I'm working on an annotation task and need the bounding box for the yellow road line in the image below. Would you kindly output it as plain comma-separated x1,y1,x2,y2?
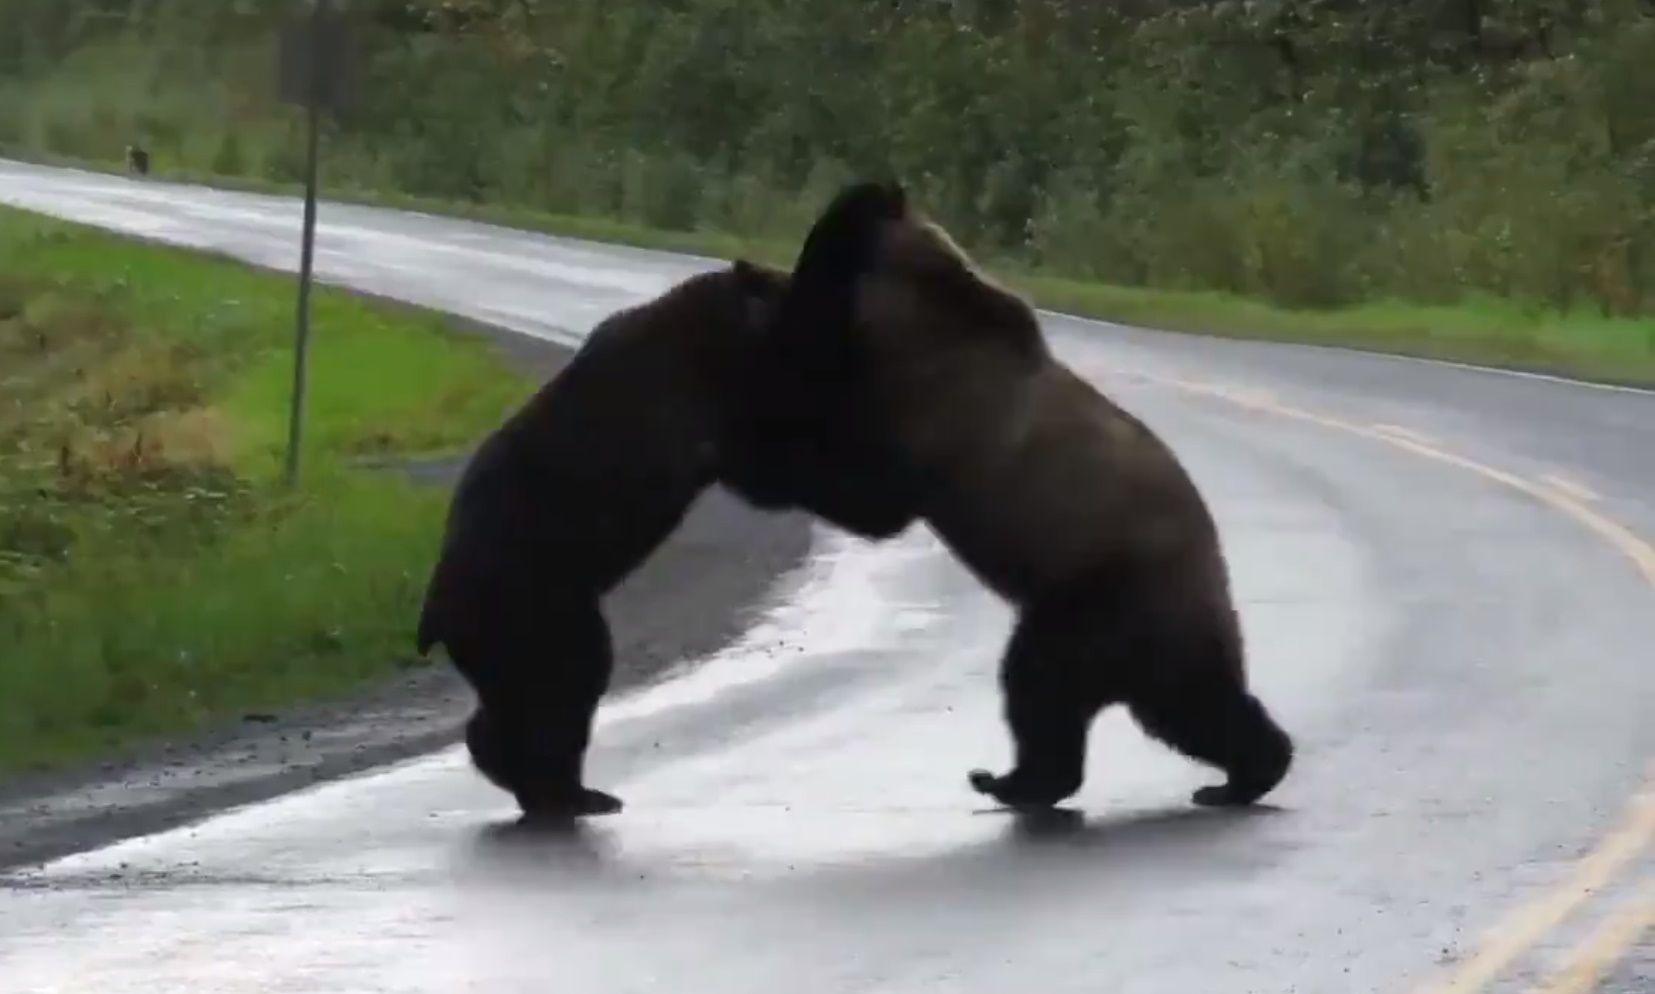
1541,473,1603,505
1412,788,1655,994
1528,885,1654,994
1155,376,1655,589
1135,371,1655,993
1372,423,1439,446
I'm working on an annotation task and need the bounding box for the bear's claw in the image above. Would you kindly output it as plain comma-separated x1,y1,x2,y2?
520,786,624,820
967,767,1074,809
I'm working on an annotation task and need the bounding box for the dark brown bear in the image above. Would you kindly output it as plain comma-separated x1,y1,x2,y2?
767,183,1295,810
416,260,918,819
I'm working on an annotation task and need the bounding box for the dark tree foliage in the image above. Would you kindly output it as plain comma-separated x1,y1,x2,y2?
2,0,1652,313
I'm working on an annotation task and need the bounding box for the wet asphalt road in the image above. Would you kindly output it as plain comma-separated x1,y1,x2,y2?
0,159,1651,994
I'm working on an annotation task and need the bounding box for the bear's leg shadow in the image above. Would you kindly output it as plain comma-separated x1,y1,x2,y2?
461,596,622,819
967,610,1101,809
1126,642,1293,808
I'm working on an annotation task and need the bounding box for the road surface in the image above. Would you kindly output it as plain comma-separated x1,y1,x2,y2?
1,159,1651,994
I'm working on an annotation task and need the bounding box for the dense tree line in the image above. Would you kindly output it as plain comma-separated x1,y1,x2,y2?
2,0,1653,314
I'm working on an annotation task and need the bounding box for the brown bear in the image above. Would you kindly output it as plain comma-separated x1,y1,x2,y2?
416,259,919,819
763,182,1295,810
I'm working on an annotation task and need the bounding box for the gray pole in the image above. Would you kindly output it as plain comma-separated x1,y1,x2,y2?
283,0,327,488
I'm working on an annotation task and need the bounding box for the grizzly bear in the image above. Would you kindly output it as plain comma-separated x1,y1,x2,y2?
765,182,1295,810
416,259,918,819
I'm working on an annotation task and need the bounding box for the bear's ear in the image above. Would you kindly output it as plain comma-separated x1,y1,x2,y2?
821,180,908,220
787,180,910,298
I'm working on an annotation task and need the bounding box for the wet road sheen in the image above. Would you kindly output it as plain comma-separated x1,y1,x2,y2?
1,160,1652,993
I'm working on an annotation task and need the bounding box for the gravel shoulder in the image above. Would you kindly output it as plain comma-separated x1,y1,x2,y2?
0,321,817,870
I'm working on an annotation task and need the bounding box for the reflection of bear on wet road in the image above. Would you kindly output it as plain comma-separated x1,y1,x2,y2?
415,259,918,820
767,182,1295,811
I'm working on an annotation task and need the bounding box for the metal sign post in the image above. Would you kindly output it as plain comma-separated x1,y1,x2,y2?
277,0,356,488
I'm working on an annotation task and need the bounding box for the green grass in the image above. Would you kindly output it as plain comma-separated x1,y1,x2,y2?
1016,277,1655,387
18,145,1651,387
0,205,534,775
366,186,1655,385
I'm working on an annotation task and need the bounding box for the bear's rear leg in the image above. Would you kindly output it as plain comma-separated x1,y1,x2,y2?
459,597,622,819
1129,676,1293,807
967,615,1096,809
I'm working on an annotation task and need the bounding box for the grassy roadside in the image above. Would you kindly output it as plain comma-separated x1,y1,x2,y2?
1019,278,1655,388
0,204,535,775
12,149,1654,387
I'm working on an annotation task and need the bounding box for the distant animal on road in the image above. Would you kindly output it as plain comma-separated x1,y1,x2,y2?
764,181,1295,811
125,144,149,177
415,260,919,819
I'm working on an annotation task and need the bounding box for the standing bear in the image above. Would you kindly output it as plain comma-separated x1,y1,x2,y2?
416,259,918,819
762,182,1295,810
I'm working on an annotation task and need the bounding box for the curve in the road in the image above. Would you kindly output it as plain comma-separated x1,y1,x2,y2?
1122,367,1655,994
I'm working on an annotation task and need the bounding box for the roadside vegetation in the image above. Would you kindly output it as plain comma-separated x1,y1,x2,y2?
2,1,1653,382
0,206,532,774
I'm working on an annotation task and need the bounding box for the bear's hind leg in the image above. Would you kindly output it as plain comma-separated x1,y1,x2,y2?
466,707,621,818
464,596,622,819
967,612,1100,810
1128,671,1293,808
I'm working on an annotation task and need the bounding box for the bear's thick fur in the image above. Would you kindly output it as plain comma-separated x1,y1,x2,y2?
770,183,1295,810
416,260,917,818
